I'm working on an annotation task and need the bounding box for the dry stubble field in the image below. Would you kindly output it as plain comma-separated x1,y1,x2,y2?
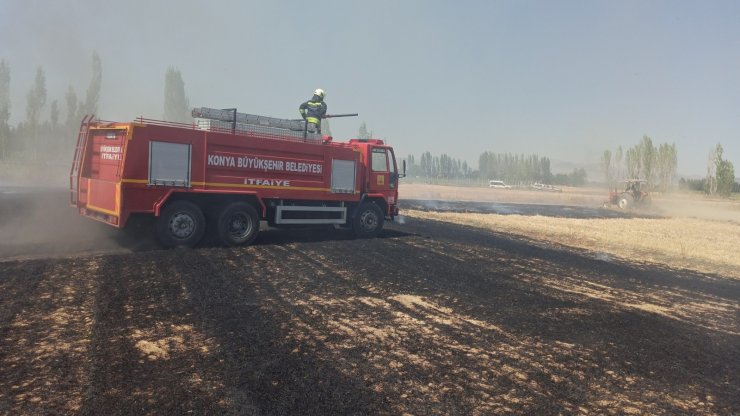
403,184,740,280
0,185,738,415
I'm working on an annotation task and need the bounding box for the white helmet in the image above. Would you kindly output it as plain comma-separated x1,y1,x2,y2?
314,88,325,99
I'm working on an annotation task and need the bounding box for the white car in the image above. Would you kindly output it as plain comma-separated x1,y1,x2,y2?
532,182,562,192
489,180,511,189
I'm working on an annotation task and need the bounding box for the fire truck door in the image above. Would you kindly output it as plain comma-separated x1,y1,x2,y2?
85,128,127,216
368,147,392,193
89,129,127,181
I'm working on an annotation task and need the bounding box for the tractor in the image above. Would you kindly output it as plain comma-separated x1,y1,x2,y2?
605,179,650,209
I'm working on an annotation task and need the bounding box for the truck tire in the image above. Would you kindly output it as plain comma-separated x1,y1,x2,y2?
156,201,206,248
217,202,260,246
618,193,633,210
352,202,384,238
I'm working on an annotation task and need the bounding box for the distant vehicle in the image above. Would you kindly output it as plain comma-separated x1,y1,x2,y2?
605,179,650,209
489,180,511,189
532,182,562,192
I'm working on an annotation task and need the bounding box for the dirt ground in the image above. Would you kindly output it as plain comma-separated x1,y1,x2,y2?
0,187,738,415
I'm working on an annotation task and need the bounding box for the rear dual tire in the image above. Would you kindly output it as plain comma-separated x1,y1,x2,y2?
156,201,206,248
156,200,259,248
216,202,260,247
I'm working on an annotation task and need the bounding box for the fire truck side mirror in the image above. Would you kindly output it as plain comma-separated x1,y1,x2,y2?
399,160,407,178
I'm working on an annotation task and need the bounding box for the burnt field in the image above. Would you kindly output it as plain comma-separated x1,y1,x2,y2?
399,198,661,219
0,189,738,415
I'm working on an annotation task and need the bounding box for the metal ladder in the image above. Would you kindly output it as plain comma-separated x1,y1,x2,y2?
69,115,93,205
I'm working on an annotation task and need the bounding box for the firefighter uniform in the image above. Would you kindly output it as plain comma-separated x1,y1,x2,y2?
299,89,327,133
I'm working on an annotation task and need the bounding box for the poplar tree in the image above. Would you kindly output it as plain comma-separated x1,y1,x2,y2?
163,67,191,123
639,135,656,186
705,144,720,195
708,143,736,197
25,67,47,128
83,52,102,115
50,100,59,130
601,149,612,186
614,146,623,181
25,67,47,159
716,159,735,197
65,86,79,130
656,143,678,192
0,60,10,159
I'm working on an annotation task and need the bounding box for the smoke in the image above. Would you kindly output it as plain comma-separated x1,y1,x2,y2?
594,252,613,262
399,183,740,223
0,187,137,260
401,183,606,210
652,197,740,223
0,159,71,188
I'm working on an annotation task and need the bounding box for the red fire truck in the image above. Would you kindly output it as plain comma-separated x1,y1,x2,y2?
69,108,403,247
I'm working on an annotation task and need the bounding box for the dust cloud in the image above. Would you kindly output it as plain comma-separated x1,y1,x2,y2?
652,197,740,223
0,186,137,261
400,183,740,223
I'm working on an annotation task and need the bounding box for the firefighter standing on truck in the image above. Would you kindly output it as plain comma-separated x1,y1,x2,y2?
299,88,327,133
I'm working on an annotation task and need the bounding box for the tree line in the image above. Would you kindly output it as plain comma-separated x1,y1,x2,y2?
601,136,678,192
0,53,102,163
479,152,552,185
602,136,736,196
405,152,474,182
704,143,736,197
680,176,740,195
403,151,588,187
0,54,192,165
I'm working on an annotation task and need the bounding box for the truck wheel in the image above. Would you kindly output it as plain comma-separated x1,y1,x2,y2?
352,202,384,238
618,193,633,210
217,202,260,246
157,201,206,248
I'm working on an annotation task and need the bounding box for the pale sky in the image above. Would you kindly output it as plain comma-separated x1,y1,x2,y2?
1,0,738,176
